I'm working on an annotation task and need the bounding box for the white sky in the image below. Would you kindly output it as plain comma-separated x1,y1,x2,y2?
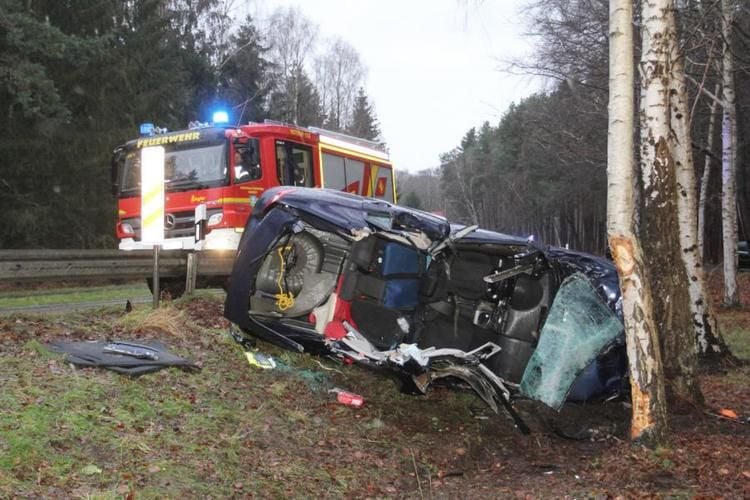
247,0,538,172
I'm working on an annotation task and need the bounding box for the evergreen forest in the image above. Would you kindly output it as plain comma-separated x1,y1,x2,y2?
397,0,750,261
2,0,748,265
0,0,380,248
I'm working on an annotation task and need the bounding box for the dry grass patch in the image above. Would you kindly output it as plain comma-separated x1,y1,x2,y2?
115,305,199,339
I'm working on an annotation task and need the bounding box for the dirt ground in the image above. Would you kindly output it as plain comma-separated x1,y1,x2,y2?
1,285,749,498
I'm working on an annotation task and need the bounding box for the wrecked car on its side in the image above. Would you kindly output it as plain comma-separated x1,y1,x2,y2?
224,187,627,432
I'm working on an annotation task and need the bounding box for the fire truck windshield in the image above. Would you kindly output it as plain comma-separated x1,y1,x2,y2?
119,140,228,195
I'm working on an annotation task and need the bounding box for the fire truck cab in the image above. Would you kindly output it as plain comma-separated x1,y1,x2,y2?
111,120,396,252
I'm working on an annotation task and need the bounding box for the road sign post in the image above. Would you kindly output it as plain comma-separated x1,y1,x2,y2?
141,146,165,308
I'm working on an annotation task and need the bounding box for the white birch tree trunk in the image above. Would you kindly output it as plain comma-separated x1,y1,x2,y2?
721,0,739,306
607,0,667,444
639,0,701,403
670,36,725,358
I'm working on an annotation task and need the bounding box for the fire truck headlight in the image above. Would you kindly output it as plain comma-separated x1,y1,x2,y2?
120,222,135,236
207,212,223,226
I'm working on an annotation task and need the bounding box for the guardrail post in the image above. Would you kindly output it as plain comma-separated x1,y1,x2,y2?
152,245,160,308
185,251,198,295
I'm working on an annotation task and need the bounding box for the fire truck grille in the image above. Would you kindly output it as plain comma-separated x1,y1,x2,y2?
123,210,196,241
164,211,197,238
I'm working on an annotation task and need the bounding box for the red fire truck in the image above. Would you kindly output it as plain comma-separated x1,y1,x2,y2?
111,119,396,252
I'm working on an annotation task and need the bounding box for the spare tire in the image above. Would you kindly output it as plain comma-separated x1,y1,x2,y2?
255,231,323,297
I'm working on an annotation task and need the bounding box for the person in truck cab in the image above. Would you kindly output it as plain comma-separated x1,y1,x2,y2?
234,147,261,182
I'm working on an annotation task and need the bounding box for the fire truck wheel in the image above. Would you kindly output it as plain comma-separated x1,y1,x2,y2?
146,277,186,300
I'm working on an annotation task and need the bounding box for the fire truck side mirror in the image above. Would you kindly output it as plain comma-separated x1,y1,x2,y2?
110,148,125,196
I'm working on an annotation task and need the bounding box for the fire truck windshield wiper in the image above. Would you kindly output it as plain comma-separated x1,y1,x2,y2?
165,179,204,189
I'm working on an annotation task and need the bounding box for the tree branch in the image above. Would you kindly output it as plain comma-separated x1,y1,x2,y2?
685,73,727,108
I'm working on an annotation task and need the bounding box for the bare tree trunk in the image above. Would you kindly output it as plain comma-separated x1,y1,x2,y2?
553,215,562,247
608,0,667,444
698,87,719,260
721,0,739,306
580,201,586,250
670,38,728,362
639,0,701,403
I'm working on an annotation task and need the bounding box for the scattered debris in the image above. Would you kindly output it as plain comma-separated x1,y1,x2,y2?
45,340,200,376
705,408,748,424
719,408,739,419
244,351,277,369
313,359,344,374
329,388,365,408
228,325,256,350
102,342,159,360
79,465,102,476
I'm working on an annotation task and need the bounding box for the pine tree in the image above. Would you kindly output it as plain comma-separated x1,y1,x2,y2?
218,15,270,124
347,88,381,140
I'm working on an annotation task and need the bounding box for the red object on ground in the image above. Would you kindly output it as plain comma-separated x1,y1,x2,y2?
333,389,365,408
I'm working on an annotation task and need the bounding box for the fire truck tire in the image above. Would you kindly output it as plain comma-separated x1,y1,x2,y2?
146,277,186,299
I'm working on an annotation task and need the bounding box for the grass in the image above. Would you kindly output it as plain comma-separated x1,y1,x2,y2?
722,326,750,359
1,295,749,497
715,307,750,359
0,296,475,498
114,306,198,338
0,283,224,316
0,283,149,309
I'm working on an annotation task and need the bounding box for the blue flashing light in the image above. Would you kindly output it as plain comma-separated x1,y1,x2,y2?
212,110,229,124
139,122,155,136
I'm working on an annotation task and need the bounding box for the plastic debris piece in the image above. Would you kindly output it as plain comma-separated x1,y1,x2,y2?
329,387,365,408
103,343,159,361
244,351,277,369
80,465,102,475
719,408,739,419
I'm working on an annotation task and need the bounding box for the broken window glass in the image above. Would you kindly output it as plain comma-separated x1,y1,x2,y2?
519,273,622,410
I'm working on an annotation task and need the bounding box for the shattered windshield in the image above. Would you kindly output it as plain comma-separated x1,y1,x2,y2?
519,273,623,410
120,140,228,194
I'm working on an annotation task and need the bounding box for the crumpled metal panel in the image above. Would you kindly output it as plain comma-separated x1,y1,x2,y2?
519,273,623,410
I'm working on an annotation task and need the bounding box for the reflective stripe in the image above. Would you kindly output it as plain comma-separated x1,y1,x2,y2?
320,143,392,165
141,211,161,229
217,197,250,204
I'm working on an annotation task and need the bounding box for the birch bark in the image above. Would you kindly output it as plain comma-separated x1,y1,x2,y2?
607,0,667,444
721,0,739,306
639,0,701,402
670,34,726,361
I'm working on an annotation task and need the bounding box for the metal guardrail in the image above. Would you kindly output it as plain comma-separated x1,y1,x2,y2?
0,249,235,282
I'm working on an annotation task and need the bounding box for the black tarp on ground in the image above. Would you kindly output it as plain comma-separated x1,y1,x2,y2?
46,340,200,376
